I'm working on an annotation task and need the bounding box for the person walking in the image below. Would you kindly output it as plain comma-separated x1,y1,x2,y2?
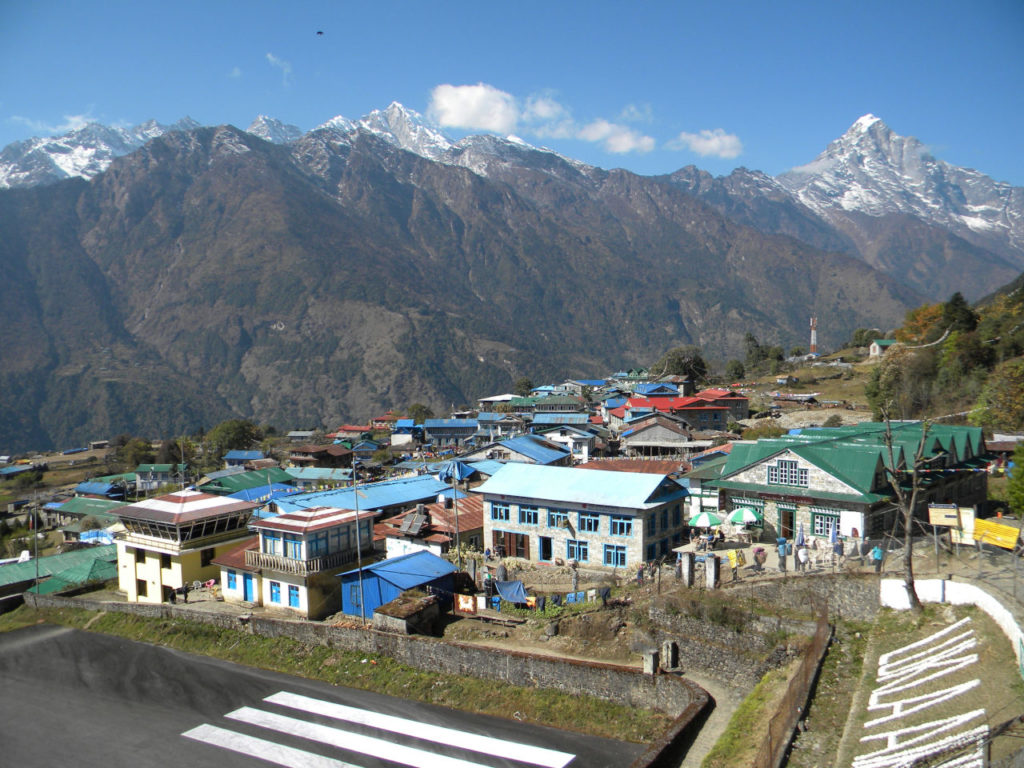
797,544,809,573
871,544,884,573
777,537,788,573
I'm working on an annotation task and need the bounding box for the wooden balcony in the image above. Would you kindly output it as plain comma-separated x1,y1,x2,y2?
244,548,360,577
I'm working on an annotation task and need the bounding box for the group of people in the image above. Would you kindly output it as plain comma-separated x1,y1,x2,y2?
775,535,886,574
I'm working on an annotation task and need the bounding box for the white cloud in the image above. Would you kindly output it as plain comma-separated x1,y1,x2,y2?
266,53,292,85
522,95,574,138
426,82,654,154
669,128,743,158
428,83,519,133
228,66,242,79
577,119,655,154
619,103,653,123
10,113,93,135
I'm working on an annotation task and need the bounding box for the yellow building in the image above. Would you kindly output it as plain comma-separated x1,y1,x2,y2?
115,489,257,604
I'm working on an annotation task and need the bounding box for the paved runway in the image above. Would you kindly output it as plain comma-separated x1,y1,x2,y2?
0,624,643,767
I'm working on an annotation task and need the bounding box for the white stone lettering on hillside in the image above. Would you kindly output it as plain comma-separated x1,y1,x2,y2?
851,617,987,768
864,680,979,728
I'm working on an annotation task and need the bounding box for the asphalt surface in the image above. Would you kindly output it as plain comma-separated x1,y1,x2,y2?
0,624,643,767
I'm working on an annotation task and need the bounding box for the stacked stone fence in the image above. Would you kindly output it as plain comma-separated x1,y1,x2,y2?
724,572,880,622
24,591,709,768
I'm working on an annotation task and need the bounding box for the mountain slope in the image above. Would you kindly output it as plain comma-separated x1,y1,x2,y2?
0,123,921,451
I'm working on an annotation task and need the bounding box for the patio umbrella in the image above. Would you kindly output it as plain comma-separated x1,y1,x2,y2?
728,507,762,526
796,522,805,547
689,511,723,528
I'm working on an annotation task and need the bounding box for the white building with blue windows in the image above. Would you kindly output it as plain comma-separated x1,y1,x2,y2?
473,463,689,569
239,505,375,619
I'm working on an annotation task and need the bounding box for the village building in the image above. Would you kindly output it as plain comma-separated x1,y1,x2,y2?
223,450,265,468
707,422,988,542
459,434,571,466
287,443,354,469
224,505,375,619
473,463,689,568
113,490,257,604
422,419,478,449
380,495,485,559
869,339,899,358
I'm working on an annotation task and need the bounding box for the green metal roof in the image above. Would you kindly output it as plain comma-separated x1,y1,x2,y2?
0,544,117,589
198,467,294,495
57,497,126,516
716,421,984,500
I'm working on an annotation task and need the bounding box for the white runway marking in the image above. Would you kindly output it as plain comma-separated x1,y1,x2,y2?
182,723,358,767
265,691,575,768
227,706,491,768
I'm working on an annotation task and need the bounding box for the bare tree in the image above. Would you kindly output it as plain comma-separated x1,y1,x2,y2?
881,411,929,613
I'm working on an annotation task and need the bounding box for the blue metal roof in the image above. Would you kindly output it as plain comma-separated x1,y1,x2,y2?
274,474,453,513
285,467,353,481
571,379,607,387
224,450,264,461
636,382,678,396
467,459,507,476
340,550,456,588
500,435,570,465
74,481,119,496
228,483,303,503
475,463,688,510
531,413,589,425
423,419,478,429
604,397,627,409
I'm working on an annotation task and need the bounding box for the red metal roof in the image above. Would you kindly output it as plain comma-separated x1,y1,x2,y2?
250,505,363,534
117,490,257,524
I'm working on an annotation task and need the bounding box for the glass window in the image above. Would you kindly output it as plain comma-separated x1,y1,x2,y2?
673,506,681,526
491,503,510,521
200,548,214,567
767,459,808,487
609,515,632,536
308,532,328,557
567,539,589,562
648,513,657,534
283,533,303,560
519,505,539,525
578,513,600,533
269,581,281,603
227,570,236,589
603,544,627,567
661,510,669,530
262,532,281,555
547,509,569,528
288,585,300,608
811,510,840,538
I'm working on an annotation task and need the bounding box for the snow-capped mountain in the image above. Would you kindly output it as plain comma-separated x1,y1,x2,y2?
0,117,200,188
778,114,1024,266
246,115,303,145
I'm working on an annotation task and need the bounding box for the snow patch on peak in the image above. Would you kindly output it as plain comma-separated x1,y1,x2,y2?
357,103,452,160
852,114,881,132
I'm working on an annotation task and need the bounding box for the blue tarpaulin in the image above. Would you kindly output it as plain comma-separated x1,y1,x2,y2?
494,580,528,604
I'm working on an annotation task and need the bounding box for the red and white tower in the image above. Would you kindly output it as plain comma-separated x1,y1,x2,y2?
809,317,818,356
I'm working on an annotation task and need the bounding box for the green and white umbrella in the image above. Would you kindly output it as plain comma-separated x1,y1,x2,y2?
728,507,763,526
689,511,723,528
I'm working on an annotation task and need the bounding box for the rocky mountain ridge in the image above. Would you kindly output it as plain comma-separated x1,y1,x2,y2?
0,120,920,452
2,107,1020,303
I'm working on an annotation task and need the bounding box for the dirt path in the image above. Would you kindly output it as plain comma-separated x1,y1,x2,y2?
676,671,743,768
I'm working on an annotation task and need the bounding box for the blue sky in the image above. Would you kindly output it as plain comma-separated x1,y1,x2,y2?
2,0,1022,184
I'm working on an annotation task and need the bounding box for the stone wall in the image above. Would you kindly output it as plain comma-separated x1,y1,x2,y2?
645,600,813,692
723,572,880,623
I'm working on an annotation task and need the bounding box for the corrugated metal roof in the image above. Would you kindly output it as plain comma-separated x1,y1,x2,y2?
0,544,117,588
531,413,589,425
340,550,456,588
58,497,126,515
224,450,264,461
500,435,570,464
474,463,688,510
117,490,257,524
274,475,453,514
285,467,353,481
